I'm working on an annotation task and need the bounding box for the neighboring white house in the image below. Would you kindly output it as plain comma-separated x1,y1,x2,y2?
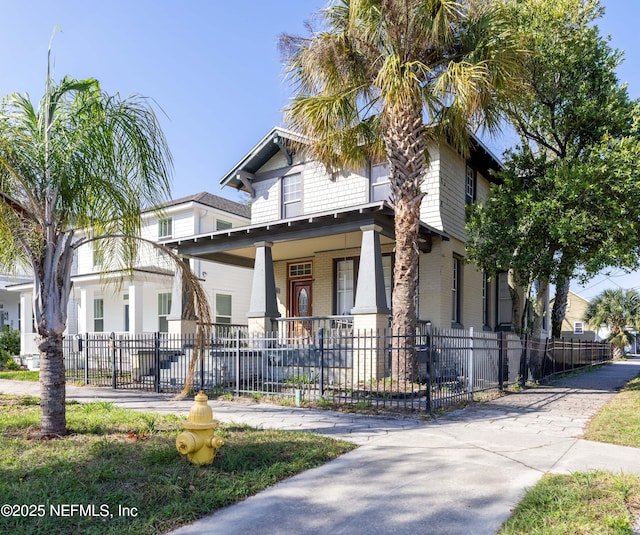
9,192,253,359
0,270,31,333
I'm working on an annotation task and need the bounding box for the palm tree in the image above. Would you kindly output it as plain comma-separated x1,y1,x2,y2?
280,0,523,380
0,67,172,435
583,289,640,359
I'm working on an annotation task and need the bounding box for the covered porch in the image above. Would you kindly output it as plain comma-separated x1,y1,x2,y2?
167,201,448,332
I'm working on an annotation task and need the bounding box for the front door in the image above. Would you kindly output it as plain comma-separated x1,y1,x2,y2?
289,279,312,338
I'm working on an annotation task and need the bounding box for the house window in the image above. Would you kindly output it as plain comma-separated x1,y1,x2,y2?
382,255,393,310
289,262,312,278
465,165,476,206
215,294,232,324
216,219,232,231
371,162,391,202
93,298,104,332
574,322,584,335
483,272,490,328
497,272,513,327
336,259,355,315
282,173,302,218
452,256,462,325
334,255,393,314
158,217,173,238
158,292,172,332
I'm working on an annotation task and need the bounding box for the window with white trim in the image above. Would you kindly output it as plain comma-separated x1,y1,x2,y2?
497,272,513,327
158,292,172,332
216,219,232,231
574,322,584,334
465,165,476,206
371,162,391,202
289,262,312,278
334,255,393,314
336,259,355,315
94,298,104,332
282,173,302,218
452,256,462,325
158,217,173,238
215,294,232,324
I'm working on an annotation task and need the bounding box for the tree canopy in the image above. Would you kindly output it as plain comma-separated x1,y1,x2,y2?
583,288,640,358
466,0,640,337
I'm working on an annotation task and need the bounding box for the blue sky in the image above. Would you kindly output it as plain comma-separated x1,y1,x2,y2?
0,0,637,299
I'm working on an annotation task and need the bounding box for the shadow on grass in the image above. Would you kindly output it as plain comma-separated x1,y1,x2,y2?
0,399,355,535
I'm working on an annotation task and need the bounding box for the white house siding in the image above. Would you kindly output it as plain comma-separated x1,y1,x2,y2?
250,156,370,225
251,177,282,224
416,237,486,331
420,158,443,231
303,163,369,214
438,145,468,241
417,241,444,325
200,261,253,325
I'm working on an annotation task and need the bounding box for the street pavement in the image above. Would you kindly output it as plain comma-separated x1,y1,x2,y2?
2,358,640,534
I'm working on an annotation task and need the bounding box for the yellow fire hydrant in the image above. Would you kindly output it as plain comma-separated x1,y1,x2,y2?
176,391,224,465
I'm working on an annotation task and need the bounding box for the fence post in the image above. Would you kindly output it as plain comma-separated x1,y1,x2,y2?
468,327,474,400
154,332,161,393
110,332,117,389
198,332,205,391
318,327,325,397
83,332,89,385
520,334,528,388
235,329,241,396
425,325,432,414
498,331,505,391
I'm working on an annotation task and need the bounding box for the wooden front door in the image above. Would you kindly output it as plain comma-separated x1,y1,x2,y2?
289,279,312,338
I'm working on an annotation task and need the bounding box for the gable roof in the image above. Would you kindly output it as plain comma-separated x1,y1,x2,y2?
159,191,250,219
220,127,306,192
220,126,503,193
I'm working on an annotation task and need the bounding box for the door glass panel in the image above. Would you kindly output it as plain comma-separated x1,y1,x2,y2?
298,288,309,316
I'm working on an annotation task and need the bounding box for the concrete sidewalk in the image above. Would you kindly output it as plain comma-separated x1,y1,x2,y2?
3,358,640,534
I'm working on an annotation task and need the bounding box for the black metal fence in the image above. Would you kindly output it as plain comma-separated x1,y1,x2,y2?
62,325,611,413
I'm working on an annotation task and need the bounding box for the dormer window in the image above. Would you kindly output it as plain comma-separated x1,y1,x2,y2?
371,162,391,202
282,173,302,218
216,219,232,231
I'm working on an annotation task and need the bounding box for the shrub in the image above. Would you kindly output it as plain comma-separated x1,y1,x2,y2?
0,329,20,356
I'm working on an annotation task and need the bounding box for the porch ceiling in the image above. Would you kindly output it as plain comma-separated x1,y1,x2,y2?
165,202,448,268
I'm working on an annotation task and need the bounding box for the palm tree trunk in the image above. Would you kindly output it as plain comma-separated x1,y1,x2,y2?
384,98,426,382
38,334,67,435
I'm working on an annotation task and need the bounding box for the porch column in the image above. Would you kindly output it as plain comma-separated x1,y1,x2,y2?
351,225,389,381
168,257,197,337
128,282,144,335
78,287,93,333
247,241,280,336
19,292,36,357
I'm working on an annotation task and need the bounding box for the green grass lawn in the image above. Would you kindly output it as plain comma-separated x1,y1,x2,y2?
0,370,39,381
0,395,356,535
499,372,640,534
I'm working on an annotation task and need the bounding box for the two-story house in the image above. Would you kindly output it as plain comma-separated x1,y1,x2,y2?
168,127,521,336
10,192,253,361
